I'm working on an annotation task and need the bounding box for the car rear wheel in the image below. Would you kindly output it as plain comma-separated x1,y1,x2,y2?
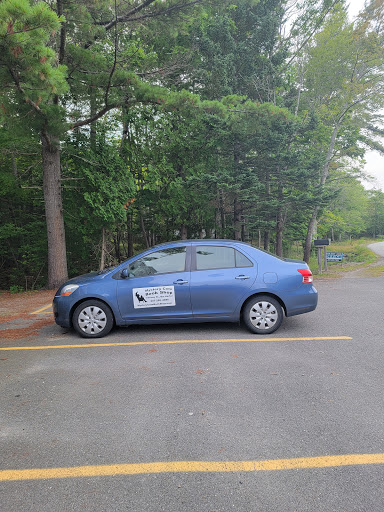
73,300,114,338
243,295,283,334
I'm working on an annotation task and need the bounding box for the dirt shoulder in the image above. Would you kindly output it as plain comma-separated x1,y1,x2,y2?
0,289,55,321
0,289,55,341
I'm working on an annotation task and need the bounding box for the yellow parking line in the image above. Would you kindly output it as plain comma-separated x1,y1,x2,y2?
0,336,352,351
30,304,52,315
1,454,383,481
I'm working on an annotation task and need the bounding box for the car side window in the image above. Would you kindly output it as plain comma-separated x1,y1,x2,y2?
196,246,235,270
196,246,253,270
127,247,186,277
235,250,253,267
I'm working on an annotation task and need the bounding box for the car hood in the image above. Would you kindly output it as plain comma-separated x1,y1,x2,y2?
67,272,102,283
55,271,107,295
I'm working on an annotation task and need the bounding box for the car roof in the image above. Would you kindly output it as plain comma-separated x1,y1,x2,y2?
153,239,253,249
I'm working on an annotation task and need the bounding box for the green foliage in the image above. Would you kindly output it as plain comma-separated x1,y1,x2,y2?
365,189,384,238
1,0,384,285
74,145,133,226
0,0,68,132
184,0,287,102
317,180,369,239
0,126,48,288
10,285,24,293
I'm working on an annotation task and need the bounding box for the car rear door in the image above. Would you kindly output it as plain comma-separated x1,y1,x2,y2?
190,244,256,318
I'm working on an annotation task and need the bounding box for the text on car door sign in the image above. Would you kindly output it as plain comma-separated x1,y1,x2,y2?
133,286,176,308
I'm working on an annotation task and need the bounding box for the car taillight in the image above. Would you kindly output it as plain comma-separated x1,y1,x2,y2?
298,269,313,283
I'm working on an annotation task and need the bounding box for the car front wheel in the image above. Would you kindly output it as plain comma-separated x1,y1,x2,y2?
243,295,283,334
72,300,114,338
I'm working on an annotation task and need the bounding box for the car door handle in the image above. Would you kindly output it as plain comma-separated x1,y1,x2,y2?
173,279,189,285
235,275,250,280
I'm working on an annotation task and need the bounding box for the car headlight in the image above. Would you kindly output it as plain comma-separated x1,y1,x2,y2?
61,284,79,296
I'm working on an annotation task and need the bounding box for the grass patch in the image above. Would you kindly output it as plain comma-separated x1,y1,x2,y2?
364,265,384,277
309,239,381,277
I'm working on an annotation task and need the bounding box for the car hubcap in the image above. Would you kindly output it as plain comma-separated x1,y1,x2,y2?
78,306,107,334
249,301,278,330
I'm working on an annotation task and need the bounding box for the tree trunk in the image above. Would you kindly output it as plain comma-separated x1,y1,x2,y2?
276,210,284,257
294,58,305,117
140,214,150,248
90,86,97,152
180,224,188,240
264,230,270,252
219,189,225,238
113,229,121,262
127,211,134,257
41,132,68,289
233,196,241,240
100,226,106,270
11,154,18,179
275,181,285,257
233,142,242,240
303,206,319,263
263,170,271,251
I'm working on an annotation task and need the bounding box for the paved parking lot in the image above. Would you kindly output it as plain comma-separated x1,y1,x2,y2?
1,267,384,511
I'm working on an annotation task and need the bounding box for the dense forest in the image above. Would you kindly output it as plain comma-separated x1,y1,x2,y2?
1,0,384,290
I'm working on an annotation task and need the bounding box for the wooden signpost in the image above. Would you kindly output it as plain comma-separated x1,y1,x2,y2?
313,239,330,274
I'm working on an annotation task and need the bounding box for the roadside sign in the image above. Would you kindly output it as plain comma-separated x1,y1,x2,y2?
327,252,343,262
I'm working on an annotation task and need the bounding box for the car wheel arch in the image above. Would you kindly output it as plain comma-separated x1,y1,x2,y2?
240,292,287,319
69,297,116,328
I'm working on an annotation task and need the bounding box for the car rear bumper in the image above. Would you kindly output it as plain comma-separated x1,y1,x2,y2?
283,284,318,317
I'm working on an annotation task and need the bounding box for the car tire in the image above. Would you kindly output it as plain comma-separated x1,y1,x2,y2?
243,295,283,335
72,300,114,338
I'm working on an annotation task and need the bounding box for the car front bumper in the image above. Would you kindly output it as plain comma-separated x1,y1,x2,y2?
53,295,73,328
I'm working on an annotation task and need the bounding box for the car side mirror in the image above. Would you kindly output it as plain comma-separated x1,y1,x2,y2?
121,268,129,279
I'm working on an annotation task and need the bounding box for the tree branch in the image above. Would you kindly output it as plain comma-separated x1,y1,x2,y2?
85,0,203,48
336,98,364,124
71,103,119,129
280,0,341,74
57,0,66,65
105,0,119,105
101,0,157,30
108,0,203,26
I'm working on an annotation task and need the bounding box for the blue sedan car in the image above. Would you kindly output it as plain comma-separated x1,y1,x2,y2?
53,240,317,338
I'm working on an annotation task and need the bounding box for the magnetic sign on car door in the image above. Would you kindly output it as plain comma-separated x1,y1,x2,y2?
132,286,176,308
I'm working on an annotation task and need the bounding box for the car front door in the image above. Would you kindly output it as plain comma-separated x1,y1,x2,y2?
116,245,192,322
190,244,256,318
